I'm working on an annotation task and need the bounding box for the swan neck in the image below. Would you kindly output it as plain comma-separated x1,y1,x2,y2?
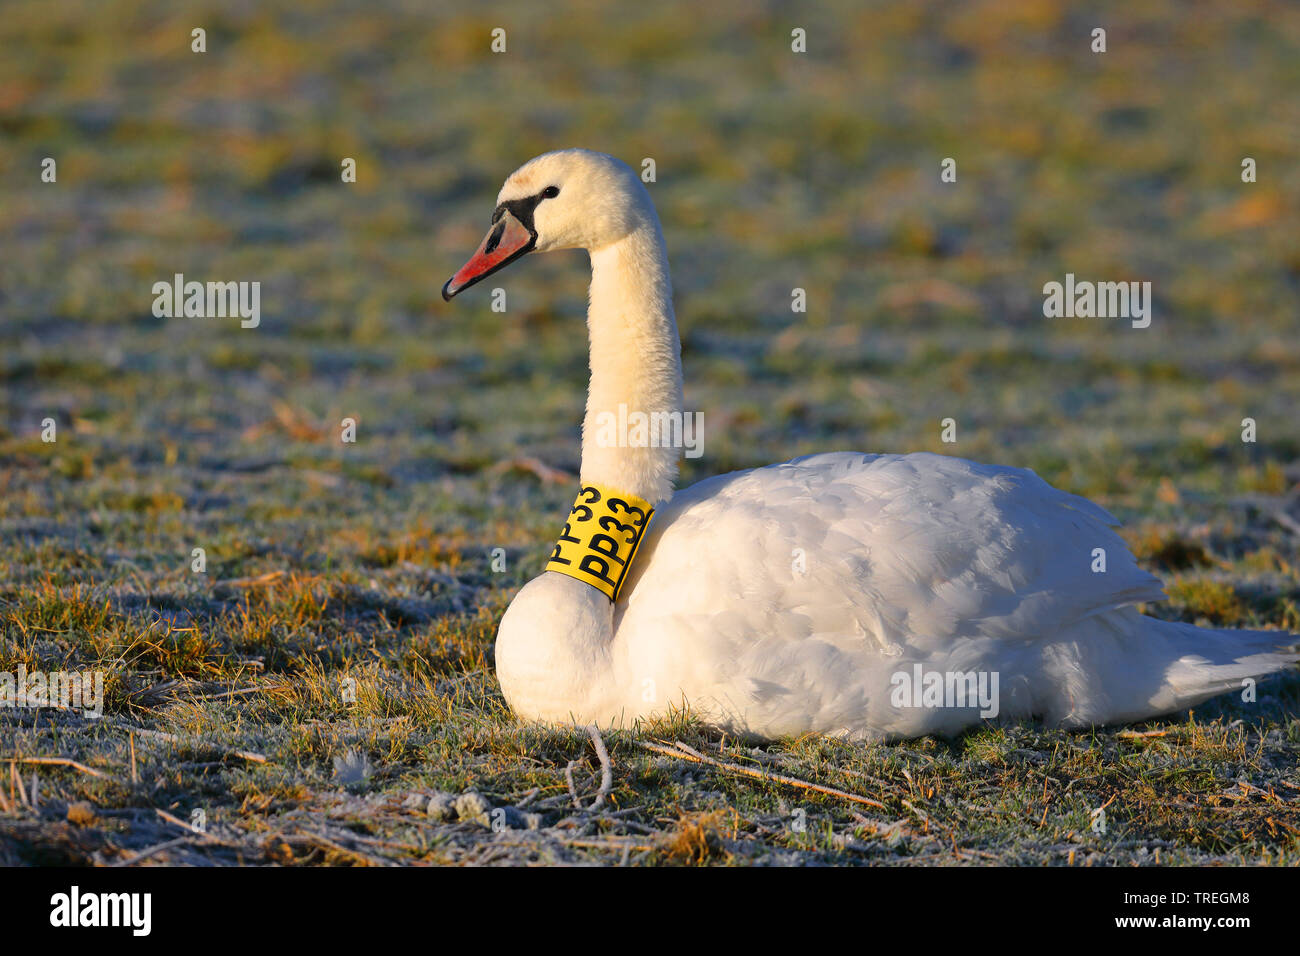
581,221,684,504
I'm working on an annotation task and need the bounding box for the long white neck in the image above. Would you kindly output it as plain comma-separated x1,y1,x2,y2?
580,219,683,504
495,191,684,726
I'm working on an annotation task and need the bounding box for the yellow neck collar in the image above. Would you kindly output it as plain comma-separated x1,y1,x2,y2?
544,483,655,601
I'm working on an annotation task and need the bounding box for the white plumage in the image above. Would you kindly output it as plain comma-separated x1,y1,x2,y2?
443,149,1297,741
614,451,1294,739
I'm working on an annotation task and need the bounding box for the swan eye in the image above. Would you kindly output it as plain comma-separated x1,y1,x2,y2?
542,185,560,199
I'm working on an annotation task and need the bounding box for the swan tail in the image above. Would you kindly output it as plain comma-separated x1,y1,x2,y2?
1044,609,1298,727
1148,617,1298,713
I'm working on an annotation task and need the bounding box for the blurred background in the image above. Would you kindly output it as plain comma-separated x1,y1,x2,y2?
1,0,1298,620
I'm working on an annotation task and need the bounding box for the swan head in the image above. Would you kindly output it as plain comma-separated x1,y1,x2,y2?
442,149,654,300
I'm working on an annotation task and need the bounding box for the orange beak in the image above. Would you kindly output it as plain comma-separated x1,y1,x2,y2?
442,209,536,301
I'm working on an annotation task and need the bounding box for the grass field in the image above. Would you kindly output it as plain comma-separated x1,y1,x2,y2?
1,0,1299,865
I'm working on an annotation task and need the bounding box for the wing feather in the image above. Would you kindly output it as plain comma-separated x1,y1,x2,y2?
621,452,1164,653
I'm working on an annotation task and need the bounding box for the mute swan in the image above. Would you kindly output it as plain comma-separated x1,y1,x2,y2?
442,149,1296,741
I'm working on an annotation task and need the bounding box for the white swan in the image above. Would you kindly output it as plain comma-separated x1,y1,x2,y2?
442,149,1296,741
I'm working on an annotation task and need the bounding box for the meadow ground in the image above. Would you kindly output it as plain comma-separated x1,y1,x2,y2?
1,0,1298,865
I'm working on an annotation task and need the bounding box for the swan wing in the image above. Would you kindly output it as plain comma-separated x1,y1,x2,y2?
624,451,1162,645
614,452,1165,736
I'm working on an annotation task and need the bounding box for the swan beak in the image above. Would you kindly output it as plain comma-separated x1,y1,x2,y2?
441,209,536,301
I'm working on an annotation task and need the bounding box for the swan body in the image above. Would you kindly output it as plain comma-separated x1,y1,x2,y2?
443,149,1297,741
